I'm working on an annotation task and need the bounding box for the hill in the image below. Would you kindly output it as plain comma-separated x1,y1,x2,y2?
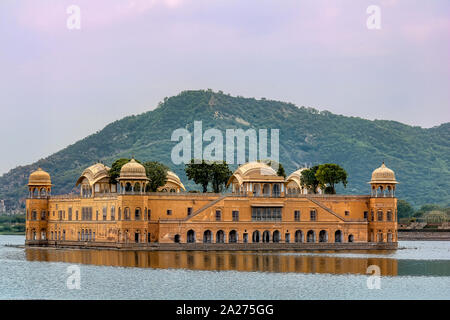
0,89,449,209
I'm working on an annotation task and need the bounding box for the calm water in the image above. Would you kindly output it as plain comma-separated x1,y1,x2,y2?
1,235,449,299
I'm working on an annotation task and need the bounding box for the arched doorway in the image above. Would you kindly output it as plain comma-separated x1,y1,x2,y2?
187,230,196,243
216,230,225,243
307,230,315,243
387,232,393,243
285,233,290,243
229,230,238,243
262,230,271,243
335,230,343,243
295,230,303,243
319,230,328,242
203,230,212,243
273,230,281,243
252,230,260,243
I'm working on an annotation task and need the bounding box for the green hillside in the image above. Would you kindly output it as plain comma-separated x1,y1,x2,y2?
0,89,449,209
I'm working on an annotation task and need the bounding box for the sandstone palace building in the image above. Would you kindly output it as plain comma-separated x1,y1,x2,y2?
25,161,398,250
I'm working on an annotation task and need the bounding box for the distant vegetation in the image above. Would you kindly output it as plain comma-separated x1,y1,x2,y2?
398,199,450,223
0,214,25,235
0,89,448,209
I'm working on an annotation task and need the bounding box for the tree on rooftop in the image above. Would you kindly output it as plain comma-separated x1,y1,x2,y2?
315,163,348,194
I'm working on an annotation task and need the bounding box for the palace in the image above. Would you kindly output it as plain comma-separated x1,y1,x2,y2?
25,161,398,250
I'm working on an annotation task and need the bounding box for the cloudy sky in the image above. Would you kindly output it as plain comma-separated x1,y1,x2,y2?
0,0,449,175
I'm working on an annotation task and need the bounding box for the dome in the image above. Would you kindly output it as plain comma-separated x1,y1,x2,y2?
119,159,148,180
76,163,110,186
226,161,280,187
370,162,397,184
286,168,307,188
166,171,186,191
28,168,52,186
234,161,277,177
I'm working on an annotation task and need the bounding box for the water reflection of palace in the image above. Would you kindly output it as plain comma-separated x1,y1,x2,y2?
25,248,398,276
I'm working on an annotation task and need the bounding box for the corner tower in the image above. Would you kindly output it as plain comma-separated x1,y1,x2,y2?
26,168,51,243
368,162,398,244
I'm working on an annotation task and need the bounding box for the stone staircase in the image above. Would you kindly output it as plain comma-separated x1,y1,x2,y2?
184,194,228,221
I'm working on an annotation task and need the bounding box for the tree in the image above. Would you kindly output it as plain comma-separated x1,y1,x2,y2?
185,159,232,193
397,199,415,219
300,165,320,193
263,160,286,178
210,161,232,193
413,204,443,218
185,159,211,193
315,163,348,194
144,161,169,192
277,164,286,178
109,158,132,184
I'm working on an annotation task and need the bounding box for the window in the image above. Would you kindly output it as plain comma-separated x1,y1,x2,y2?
371,210,374,221
32,210,37,220
124,208,130,220
377,210,383,221
215,210,222,221
68,208,72,221
147,209,151,220
41,211,46,220
111,206,115,221
103,207,107,220
364,211,368,220
76,210,79,220
135,208,141,220
345,211,349,216
82,207,93,221
387,210,392,221
167,209,172,216
310,210,317,221
58,210,62,220
187,207,193,216
232,210,239,221
251,207,282,221
96,210,99,220
294,210,300,221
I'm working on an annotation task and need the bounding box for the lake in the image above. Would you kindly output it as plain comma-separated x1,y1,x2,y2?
1,235,449,299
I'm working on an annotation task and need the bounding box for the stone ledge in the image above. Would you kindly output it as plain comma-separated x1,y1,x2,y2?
25,241,397,251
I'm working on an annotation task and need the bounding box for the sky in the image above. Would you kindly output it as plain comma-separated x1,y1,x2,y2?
0,0,449,175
